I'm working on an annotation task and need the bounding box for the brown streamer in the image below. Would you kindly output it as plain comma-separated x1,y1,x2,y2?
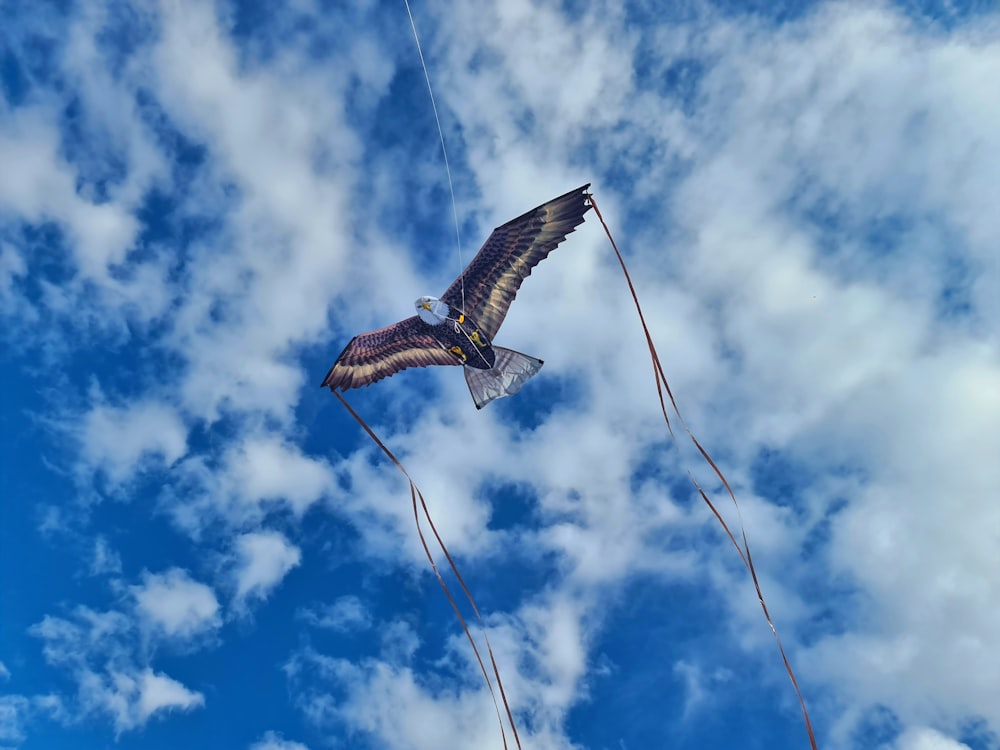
587,193,819,750
334,391,521,749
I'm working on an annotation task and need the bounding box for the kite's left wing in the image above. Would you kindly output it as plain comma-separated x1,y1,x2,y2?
441,184,591,340
321,316,461,391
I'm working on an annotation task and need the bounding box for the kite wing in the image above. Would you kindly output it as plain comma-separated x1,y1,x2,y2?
441,183,591,340
321,316,460,391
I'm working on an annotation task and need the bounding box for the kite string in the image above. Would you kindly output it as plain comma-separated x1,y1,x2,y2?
586,194,819,750
333,391,521,750
402,0,467,315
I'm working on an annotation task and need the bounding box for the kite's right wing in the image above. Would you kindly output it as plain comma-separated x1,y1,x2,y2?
321,316,461,391
441,184,591,340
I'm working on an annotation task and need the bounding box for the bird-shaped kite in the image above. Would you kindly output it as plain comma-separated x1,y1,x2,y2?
322,184,591,408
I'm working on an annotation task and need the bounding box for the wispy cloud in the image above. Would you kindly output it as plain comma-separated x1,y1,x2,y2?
132,568,221,641
89,537,122,577
229,531,302,608
76,397,187,487
0,695,28,747
28,575,210,734
249,730,310,750
893,726,974,750
297,596,372,633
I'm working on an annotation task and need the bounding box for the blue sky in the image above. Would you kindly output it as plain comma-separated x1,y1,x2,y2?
2,0,1000,748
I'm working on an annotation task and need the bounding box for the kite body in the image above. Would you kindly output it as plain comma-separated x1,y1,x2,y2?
413,295,543,409
322,184,591,408
415,296,497,370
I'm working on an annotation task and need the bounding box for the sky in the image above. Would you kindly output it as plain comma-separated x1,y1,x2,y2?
2,0,1000,748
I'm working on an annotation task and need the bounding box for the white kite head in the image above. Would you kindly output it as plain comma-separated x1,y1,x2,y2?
415,295,449,325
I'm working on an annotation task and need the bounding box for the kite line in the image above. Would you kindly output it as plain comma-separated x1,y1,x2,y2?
333,392,521,749
586,193,819,750
402,0,467,316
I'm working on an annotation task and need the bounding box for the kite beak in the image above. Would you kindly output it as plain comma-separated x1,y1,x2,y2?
421,303,431,310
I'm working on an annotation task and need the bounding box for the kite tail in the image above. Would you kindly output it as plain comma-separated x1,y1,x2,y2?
465,347,543,410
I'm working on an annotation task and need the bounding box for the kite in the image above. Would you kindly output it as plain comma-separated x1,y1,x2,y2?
322,184,592,408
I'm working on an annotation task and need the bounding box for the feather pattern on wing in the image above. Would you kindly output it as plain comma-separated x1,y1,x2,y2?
321,316,460,391
441,183,591,340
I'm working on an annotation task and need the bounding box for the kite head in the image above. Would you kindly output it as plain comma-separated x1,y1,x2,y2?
415,296,449,325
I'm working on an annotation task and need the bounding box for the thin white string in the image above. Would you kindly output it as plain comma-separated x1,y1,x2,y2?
403,0,466,314
448,315,492,368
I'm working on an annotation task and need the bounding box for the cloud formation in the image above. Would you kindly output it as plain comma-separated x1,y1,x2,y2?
132,568,221,641
230,531,302,606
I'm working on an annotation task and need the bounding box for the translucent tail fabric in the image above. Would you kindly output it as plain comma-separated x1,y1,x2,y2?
464,346,543,409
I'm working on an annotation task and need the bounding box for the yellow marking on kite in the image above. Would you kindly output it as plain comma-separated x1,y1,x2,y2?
470,330,485,347
458,313,465,323
449,345,467,362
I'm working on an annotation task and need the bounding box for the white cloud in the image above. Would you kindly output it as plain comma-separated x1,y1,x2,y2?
76,667,203,734
167,434,335,535
297,596,371,633
249,730,310,750
0,242,26,296
291,653,516,750
0,107,139,281
645,4,1000,738
135,669,204,723
0,692,66,748
147,0,372,423
288,588,597,750
29,598,207,734
231,531,302,605
0,695,27,746
0,662,9,681
89,537,122,577
78,398,187,485
61,3,168,208
892,727,972,750
672,661,704,720
226,438,334,516
132,568,220,641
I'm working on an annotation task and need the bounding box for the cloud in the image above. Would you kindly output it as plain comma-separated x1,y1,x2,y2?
166,435,335,536
296,596,372,633
0,695,27,747
249,730,310,750
230,531,302,606
892,727,972,750
289,651,513,750
89,537,122,577
223,438,335,516
0,106,139,282
0,692,65,749
29,594,207,733
132,568,221,641
134,669,204,723
77,398,187,486
146,0,374,424
76,667,203,734
286,588,597,750
0,242,27,298
646,3,1000,737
